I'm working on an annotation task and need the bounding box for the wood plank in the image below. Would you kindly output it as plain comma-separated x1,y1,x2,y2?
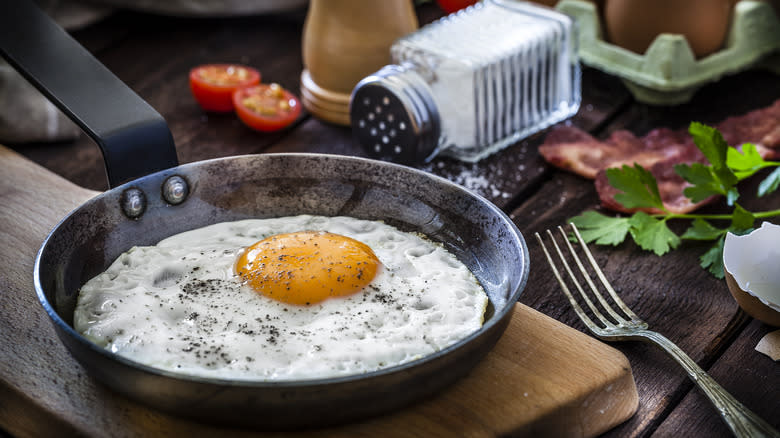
599,69,780,137
98,13,308,160
11,10,310,191
267,66,633,211
0,145,638,437
0,149,99,438
511,69,780,437
510,171,754,438
7,3,777,435
652,319,780,437
651,167,780,437
12,4,633,207
71,11,133,54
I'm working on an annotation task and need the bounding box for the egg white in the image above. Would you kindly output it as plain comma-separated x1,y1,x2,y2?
74,215,489,381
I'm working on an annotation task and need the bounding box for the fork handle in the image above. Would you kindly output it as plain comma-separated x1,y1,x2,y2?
641,330,779,438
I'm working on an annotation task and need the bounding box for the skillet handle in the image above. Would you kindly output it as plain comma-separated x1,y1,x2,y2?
0,0,178,188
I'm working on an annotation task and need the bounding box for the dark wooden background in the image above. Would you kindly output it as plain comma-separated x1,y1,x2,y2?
9,3,780,437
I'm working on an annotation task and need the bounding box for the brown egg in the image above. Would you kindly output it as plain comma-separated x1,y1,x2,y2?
604,0,734,58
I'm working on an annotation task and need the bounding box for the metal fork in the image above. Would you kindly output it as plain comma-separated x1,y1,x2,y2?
535,223,779,438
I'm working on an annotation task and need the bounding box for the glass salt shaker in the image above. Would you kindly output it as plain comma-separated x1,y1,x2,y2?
350,0,581,164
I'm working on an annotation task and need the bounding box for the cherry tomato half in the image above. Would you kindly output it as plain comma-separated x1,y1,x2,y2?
233,84,302,132
435,0,479,14
189,64,261,112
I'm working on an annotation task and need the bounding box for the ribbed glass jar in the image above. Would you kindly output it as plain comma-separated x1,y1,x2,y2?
351,0,581,164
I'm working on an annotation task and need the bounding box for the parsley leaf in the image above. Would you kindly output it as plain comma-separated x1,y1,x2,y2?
727,143,765,179
568,211,631,245
677,122,739,205
758,166,780,197
628,212,680,256
606,164,665,210
699,236,726,279
729,204,754,231
569,122,780,278
681,218,725,240
689,122,729,168
675,162,738,204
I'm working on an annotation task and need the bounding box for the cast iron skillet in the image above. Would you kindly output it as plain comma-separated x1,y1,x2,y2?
0,1,529,429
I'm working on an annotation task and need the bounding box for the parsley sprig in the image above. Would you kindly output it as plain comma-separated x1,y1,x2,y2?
569,122,780,278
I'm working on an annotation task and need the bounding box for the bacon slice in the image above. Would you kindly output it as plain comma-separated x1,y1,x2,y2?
539,126,703,179
719,99,780,156
539,99,780,214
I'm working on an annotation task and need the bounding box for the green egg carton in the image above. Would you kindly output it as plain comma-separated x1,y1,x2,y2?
556,0,780,105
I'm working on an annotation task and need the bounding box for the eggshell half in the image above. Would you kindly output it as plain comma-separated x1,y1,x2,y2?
723,222,780,327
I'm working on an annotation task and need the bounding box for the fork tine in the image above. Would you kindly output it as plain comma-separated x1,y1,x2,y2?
556,226,629,324
543,229,617,328
541,230,777,437
568,223,641,322
534,231,601,330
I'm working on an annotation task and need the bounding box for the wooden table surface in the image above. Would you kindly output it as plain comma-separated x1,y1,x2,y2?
7,3,780,437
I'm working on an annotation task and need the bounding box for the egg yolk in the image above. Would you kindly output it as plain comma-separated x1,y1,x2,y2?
235,231,380,305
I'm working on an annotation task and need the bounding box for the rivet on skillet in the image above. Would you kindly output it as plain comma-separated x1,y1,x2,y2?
162,175,189,205
120,188,146,219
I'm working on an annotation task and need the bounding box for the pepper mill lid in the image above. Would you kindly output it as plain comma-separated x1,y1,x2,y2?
300,0,418,126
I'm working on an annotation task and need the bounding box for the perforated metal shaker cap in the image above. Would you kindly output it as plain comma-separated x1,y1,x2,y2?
350,65,440,164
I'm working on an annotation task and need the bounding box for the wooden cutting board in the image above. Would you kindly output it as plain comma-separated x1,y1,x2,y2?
0,145,638,438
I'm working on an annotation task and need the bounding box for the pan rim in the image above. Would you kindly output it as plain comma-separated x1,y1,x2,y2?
33,152,529,389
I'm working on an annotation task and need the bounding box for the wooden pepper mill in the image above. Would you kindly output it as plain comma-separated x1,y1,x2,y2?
301,0,418,126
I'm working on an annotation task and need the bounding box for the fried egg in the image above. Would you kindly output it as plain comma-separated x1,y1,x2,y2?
74,215,488,381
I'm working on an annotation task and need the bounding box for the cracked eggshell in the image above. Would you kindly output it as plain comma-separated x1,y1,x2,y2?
723,222,780,327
